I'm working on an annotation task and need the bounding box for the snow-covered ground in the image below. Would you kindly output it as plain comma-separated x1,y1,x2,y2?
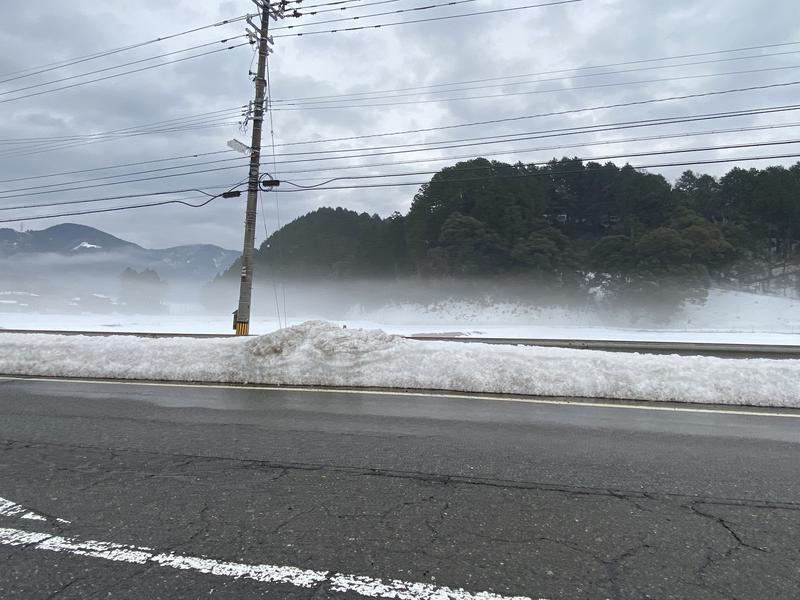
1,320,799,408
1,288,799,344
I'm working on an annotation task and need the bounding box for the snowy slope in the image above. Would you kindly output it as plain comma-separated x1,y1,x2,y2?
1,321,798,408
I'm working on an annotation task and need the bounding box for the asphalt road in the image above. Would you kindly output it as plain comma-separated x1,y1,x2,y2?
0,377,798,599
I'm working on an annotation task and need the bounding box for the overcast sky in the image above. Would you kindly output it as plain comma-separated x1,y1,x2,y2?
0,0,798,249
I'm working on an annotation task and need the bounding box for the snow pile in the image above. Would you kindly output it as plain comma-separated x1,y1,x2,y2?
1,321,799,408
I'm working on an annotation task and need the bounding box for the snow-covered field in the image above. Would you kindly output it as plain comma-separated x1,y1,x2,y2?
1,320,799,408
2,288,799,344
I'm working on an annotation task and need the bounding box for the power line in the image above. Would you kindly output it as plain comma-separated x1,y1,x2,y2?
266,79,800,148
0,118,240,156
272,51,800,106
271,103,800,148
0,162,250,201
274,0,478,30
272,69,800,110
0,108,246,160
285,0,365,9
272,0,583,38
7,106,800,196
279,139,800,188
0,106,245,145
271,121,800,176
264,35,288,324
0,183,248,214
0,15,249,84
272,153,800,193
30,105,787,181
0,181,249,224
0,118,242,161
272,45,800,103
5,103,796,185
255,116,800,167
251,106,800,161
5,136,800,204
5,153,799,223
0,156,249,195
6,116,799,195
0,150,235,184
0,42,250,105
0,36,247,99
7,60,795,162
5,153,798,223
247,108,800,170
296,0,402,16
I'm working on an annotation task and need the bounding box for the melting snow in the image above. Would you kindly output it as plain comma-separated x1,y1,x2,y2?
0,321,798,408
72,242,102,250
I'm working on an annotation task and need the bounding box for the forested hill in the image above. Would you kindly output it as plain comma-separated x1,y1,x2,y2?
222,157,800,307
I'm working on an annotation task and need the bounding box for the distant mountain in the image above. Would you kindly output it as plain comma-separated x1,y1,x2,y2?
146,244,242,281
0,223,239,283
0,223,140,256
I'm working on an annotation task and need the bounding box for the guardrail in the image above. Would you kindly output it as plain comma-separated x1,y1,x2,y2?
405,335,800,359
0,329,233,339
1,328,799,359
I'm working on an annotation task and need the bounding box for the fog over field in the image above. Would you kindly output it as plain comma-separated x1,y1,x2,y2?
2,267,799,344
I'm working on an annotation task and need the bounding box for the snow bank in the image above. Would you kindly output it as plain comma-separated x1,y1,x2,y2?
1,321,799,408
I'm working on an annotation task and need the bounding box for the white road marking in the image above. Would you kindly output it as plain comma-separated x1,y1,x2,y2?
2,375,799,419
0,497,25,518
0,526,535,600
0,496,71,524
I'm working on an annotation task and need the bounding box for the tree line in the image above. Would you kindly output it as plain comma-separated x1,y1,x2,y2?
222,158,800,312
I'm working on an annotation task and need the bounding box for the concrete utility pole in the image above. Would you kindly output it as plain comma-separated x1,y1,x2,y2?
234,0,276,336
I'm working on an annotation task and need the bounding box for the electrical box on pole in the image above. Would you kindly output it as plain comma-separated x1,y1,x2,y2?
233,0,283,336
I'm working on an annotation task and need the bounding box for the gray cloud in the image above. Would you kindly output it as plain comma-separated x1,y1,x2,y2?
0,0,799,250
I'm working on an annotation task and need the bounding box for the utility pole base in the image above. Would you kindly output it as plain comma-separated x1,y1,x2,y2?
234,322,250,336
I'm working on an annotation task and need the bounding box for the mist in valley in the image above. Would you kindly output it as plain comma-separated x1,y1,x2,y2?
2,253,799,340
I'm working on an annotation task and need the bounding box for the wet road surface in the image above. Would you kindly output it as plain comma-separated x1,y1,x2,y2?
0,377,798,599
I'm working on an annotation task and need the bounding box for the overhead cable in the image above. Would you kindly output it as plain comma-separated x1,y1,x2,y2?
0,16,249,84
269,121,800,176
272,44,800,103
295,0,401,16
274,0,478,30
279,140,800,188
271,103,800,147
272,70,800,110
0,36,248,98
272,153,800,192
4,137,800,204
0,187,232,212
272,0,583,38
0,150,235,184
0,106,245,145
272,52,800,106
0,42,250,105
3,154,796,223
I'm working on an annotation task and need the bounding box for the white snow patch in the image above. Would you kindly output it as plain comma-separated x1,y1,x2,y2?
21,512,47,522
0,321,799,407
72,242,102,250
